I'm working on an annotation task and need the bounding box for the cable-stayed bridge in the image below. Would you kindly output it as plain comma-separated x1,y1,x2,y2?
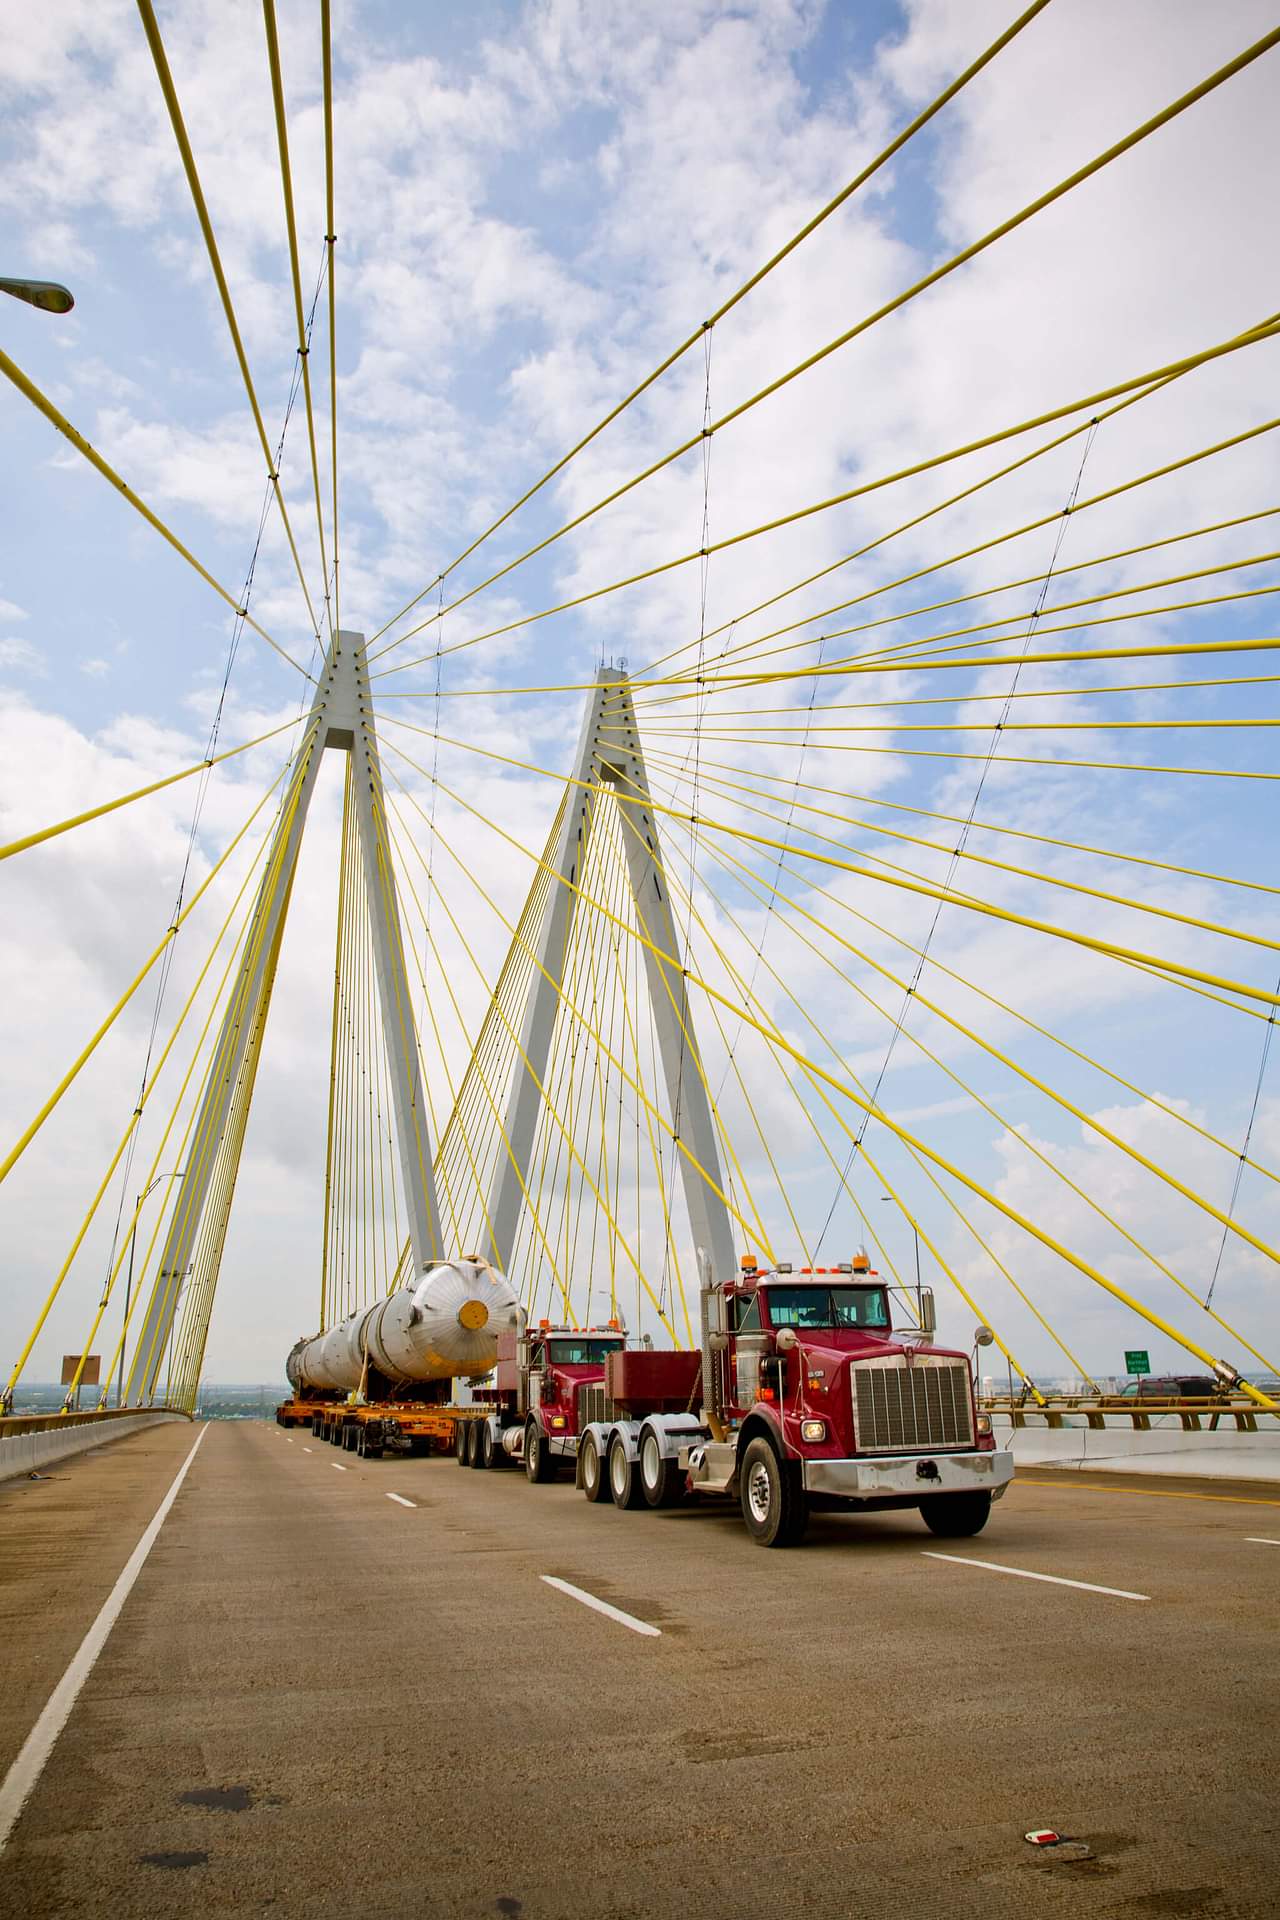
2,6,1280,1914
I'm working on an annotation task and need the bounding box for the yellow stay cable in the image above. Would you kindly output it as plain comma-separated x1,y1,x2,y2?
643,744,1280,904
0,345,311,680
631,744,1280,963
367,0,1055,649
638,505,1280,693
370,25,1280,663
0,721,298,863
376,309,1280,676
682,811,1279,1381
321,0,339,633
0,760,297,1191
262,0,333,642
374,718,1280,1010
9,799,280,1405
426,746,1277,1406
681,812,1280,1286
136,0,325,646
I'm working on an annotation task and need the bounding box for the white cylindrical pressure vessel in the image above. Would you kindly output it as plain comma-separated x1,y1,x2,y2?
286,1258,518,1393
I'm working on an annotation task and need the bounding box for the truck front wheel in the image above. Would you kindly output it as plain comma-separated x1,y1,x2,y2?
580,1433,609,1503
526,1421,557,1483
740,1436,808,1548
920,1492,992,1537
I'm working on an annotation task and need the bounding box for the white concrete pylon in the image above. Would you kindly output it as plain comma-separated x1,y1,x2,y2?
485,668,736,1292
127,631,442,1404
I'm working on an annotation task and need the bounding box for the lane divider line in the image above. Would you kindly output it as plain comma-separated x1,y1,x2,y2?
1017,1477,1280,1509
540,1575,661,1637
302,1447,313,1453
0,1424,210,1857
386,1493,416,1509
1245,1536,1280,1545
922,1551,1149,1601
332,1463,347,1473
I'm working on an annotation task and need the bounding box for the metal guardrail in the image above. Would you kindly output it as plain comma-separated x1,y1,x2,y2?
980,1395,1279,1432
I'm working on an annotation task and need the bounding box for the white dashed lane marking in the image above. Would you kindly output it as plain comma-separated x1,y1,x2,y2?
540,1576,661,1637
386,1493,416,1509
923,1552,1149,1601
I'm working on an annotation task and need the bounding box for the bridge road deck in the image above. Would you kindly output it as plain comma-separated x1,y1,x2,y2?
1,1421,1277,1919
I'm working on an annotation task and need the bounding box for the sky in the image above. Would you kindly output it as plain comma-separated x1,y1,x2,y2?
2,0,1279,1393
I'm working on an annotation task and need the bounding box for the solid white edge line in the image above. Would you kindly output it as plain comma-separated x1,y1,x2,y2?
540,1575,661,1637
386,1493,416,1509
1245,1536,1280,1545
922,1551,1149,1601
0,1423,210,1857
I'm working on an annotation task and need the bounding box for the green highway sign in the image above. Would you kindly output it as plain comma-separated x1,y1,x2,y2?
1125,1349,1151,1376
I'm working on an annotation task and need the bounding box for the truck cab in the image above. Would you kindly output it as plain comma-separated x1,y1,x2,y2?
575,1251,1014,1547
499,1321,626,1482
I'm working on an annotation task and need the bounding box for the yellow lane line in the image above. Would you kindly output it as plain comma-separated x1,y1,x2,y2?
1016,1476,1280,1508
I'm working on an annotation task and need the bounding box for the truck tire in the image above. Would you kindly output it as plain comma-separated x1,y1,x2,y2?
465,1420,483,1467
454,1420,469,1465
739,1436,808,1548
640,1429,685,1509
919,1491,992,1538
580,1433,609,1503
608,1436,645,1511
526,1421,557,1483
480,1422,501,1469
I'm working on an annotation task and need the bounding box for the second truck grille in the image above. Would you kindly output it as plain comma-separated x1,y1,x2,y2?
852,1359,973,1452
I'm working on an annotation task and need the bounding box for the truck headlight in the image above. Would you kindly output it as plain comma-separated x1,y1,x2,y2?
975,1412,992,1436
800,1418,826,1443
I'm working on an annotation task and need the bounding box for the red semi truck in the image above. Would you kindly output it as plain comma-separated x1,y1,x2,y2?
451,1319,627,1476
563,1252,1012,1547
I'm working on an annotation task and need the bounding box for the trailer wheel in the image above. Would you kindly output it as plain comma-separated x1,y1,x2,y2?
739,1436,808,1547
454,1420,469,1465
363,1424,383,1461
608,1437,645,1511
640,1429,685,1509
525,1421,557,1483
919,1492,991,1538
480,1422,501,1469
465,1420,483,1468
580,1433,609,1503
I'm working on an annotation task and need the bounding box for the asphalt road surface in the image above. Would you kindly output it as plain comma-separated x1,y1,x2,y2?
1,1419,1277,1919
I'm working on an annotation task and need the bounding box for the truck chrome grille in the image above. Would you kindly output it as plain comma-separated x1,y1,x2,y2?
852,1359,973,1452
578,1383,613,1428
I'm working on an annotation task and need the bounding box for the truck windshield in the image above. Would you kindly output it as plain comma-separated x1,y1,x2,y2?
764,1286,890,1330
546,1339,622,1364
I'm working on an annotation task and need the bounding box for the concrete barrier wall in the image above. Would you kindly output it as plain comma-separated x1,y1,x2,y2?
998,1420,1280,1482
0,1411,187,1485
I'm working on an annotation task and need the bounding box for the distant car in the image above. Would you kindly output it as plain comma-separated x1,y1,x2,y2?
1119,1374,1220,1400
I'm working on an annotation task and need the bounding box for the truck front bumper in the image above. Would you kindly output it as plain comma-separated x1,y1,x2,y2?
803,1447,1013,1500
